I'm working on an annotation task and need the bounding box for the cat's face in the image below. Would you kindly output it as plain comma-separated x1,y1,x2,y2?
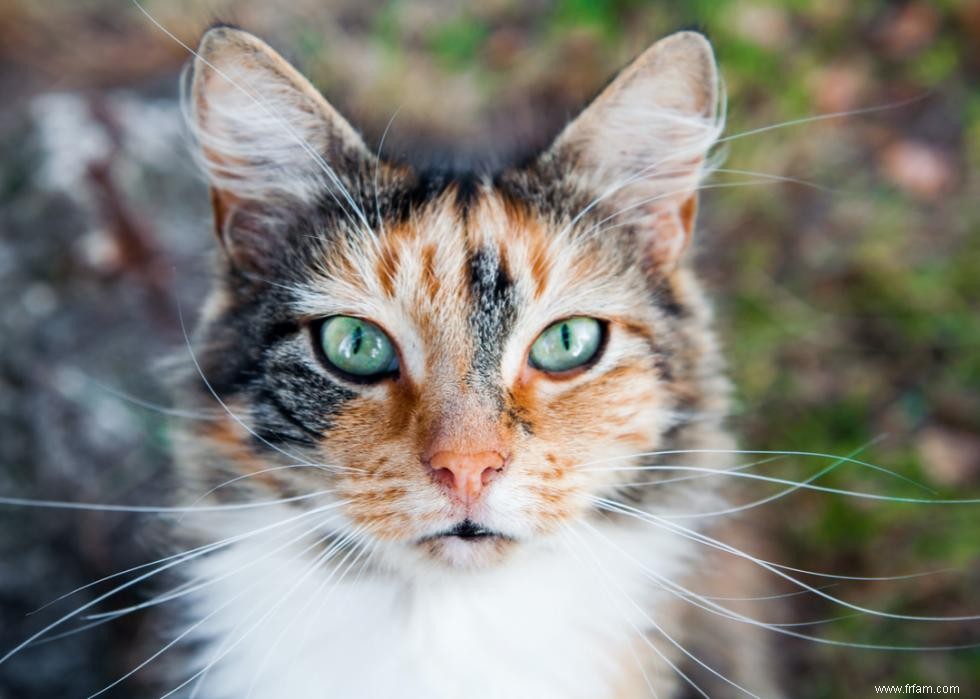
181,28,724,569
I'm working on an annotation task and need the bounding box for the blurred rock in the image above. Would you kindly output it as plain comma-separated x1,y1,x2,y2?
917,425,980,487
0,87,208,697
809,62,870,113
727,3,793,50
877,3,940,57
878,140,955,200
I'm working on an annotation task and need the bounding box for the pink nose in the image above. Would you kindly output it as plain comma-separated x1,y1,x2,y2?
428,450,506,503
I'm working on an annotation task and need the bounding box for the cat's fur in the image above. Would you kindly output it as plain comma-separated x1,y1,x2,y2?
170,27,782,698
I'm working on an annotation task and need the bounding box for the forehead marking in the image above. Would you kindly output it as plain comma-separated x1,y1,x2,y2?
375,237,401,298
420,243,440,299
466,243,518,390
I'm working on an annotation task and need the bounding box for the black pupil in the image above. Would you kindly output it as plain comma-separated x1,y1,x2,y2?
351,324,363,355
560,322,571,351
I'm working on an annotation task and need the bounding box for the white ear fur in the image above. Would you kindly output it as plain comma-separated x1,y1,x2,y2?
186,27,370,209
552,31,723,269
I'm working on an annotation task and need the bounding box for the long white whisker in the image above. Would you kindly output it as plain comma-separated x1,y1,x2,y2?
633,454,788,487
709,167,838,193
563,524,729,698
181,528,364,699
717,93,929,145
0,500,350,665
0,489,335,515
83,577,205,623
373,106,402,240
248,535,369,696
176,301,328,471
27,504,342,616
82,513,345,624
178,467,350,518
700,584,840,603
79,374,221,420
592,496,980,625
558,524,668,699
572,522,762,697
575,440,933,495
595,495,953,583
86,518,347,697
580,179,780,239
588,505,978,650
590,466,972,505
662,441,878,519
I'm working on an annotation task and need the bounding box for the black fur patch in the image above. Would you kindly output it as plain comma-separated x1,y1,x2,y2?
466,246,518,392
248,342,357,448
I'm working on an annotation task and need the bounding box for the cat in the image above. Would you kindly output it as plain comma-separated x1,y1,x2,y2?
165,26,784,698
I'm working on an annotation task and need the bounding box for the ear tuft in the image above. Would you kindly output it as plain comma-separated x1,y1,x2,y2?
186,27,371,238
548,31,723,271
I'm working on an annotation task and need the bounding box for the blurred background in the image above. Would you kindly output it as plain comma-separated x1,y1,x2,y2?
0,0,977,696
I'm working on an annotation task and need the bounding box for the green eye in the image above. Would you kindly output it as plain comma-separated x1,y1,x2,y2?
529,317,603,373
319,316,397,378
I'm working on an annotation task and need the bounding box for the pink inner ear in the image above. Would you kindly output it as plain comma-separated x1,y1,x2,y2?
210,186,236,241
644,194,698,271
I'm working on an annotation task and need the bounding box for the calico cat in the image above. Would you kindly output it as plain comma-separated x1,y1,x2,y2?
170,26,783,698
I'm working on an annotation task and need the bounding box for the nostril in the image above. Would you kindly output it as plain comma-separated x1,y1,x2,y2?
480,465,503,486
431,466,456,490
426,450,507,500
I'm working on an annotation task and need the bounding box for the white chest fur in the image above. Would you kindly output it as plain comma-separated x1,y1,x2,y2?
179,518,692,699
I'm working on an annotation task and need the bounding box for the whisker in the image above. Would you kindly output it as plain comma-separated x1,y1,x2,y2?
40,516,339,647
83,513,345,625
717,93,930,145
578,446,931,492
555,527,661,698
592,496,980,625
86,519,349,698
176,301,332,471
181,528,365,699
580,179,789,240
587,504,979,651
573,522,763,697
132,1,373,236
708,167,838,193
80,374,221,420
565,523,747,698
82,576,204,623
373,106,402,240
700,584,839,603
594,495,958,583
590,467,972,506
0,500,350,665
636,454,788,488
27,505,339,616
247,534,369,696
179,467,346,516
662,441,879,519
0,488,335,515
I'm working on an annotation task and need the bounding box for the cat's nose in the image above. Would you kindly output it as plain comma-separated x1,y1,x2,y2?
427,450,506,504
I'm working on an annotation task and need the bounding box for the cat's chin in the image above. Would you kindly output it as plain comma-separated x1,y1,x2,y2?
419,534,517,569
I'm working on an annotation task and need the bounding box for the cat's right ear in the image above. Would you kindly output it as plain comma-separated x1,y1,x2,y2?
188,27,372,266
542,32,722,273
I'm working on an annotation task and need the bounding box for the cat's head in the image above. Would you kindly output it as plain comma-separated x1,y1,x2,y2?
180,27,727,570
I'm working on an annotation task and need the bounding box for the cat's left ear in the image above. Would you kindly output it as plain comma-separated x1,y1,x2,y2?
188,27,373,261
546,31,722,271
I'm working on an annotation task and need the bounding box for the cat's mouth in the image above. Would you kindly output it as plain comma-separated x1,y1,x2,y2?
420,519,512,543
417,519,517,568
